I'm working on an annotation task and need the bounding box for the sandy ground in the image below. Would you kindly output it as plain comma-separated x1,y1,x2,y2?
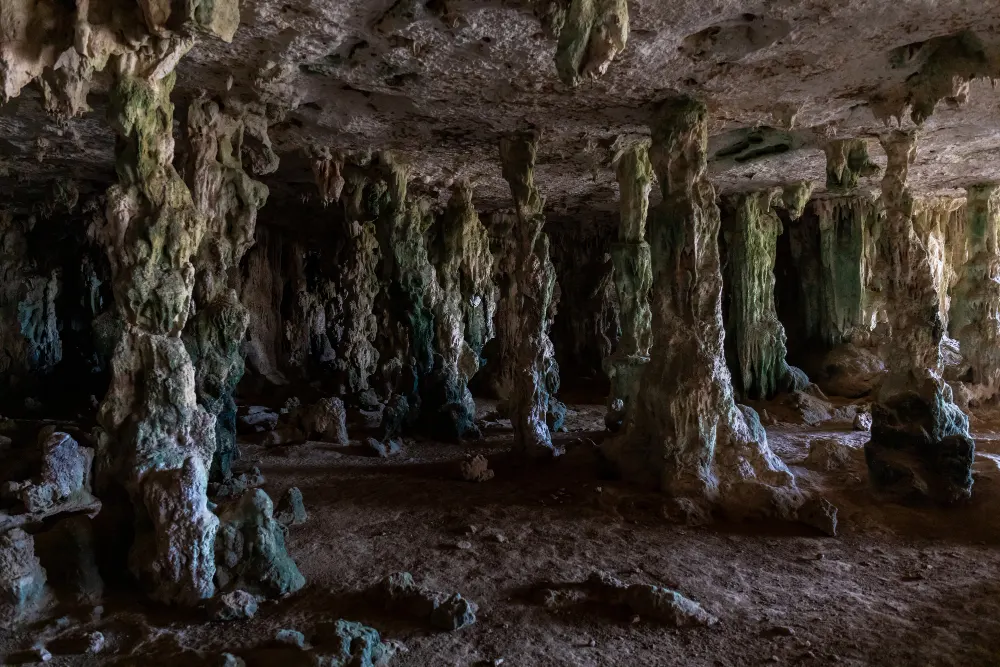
5,399,1000,666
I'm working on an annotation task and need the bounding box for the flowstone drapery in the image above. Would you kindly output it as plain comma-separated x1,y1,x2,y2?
949,184,1000,400
865,131,975,504
602,97,799,515
498,131,563,457
604,142,652,431
721,190,806,400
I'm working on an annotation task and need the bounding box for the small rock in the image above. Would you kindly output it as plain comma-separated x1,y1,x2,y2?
274,629,307,649
853,411,872,431
238,407,278,433
488,532,507,544
212,590,258,621
30,646,52,662
262,426,304,447
364,437,402,458
0,434,11,450
804,437,853,472
219,653,246,667
87,631,105,654
458,454,494,482
357,389,382,411
275,487,308,526
372,572,478,631
765,625,795,637
799,497,839,536
456,540,473,550
430,593,477,631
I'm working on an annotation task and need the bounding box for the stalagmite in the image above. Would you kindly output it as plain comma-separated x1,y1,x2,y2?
865,130,975,504
498,131,563,457
555,0,629,87
602,96,798,515
721,190,806,400
604,142,653,431
425,182,495,440
949,184,1000,401
182,96,274,481
92,44,220,605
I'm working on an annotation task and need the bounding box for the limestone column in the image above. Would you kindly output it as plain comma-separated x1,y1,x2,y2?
182,96,273,482
950,184,1000,398
721,190,806,399
865,130,975,503
424,182,495,439
602,97,797,513
92,44,219,605
498,131,562,457
604,142,652,431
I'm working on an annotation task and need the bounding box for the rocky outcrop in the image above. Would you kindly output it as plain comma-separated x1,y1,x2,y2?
182,96,275,481
721,190,806,400
0,528,48,627
602,96,799,517
864,131,975,504
604,142,652,430
949,184,1000,401
498,131,563,457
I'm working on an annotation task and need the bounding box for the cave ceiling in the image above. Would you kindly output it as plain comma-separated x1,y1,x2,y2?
3,0,1000,223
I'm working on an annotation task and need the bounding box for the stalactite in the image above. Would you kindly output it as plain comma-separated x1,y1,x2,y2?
602,96,799,516
949,184,1000,401
555,0,629,87
823,139,880,191
604,142,652,430
181,96,274,482
498,131,562,457
864,130,974,504
721,190,805,400
423,182,495,439
910,196,965,328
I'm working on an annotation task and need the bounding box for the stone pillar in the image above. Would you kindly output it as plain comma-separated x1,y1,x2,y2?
950,184,1000,399
498,131,562,457
604,142,652,431
602,97,797,514
865,130,975,504
332,167,381,403
92,45,219,605
721,190,806,400
182,96,273,482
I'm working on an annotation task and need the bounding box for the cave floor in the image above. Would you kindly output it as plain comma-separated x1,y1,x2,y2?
7,399,1000,666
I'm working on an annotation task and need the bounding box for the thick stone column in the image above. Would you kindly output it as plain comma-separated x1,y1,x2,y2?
865,130,975,504
602,97,797,514
424,182,495,439
182,96,273,481
498,131,562,457
721,190,807,399
92,46,219,605
604,142,652,431
950,184,1000,399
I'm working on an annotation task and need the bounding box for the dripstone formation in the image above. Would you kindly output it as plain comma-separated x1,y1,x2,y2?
864,131,975,504
602,97,799,516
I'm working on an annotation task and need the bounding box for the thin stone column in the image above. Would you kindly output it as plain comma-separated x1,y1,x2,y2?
604,142,652,431
602,97,798,515
950,184,1000,398
865,130,975,504
498,131,562,457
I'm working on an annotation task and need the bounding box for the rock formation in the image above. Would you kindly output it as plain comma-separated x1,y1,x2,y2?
498,131,563,457
604,141,653,430
554,0,630,87
602,96,799,516
182,96,275,481
864,130,975,504
721,190,806,400
823,139,880,191
949,184,1000,401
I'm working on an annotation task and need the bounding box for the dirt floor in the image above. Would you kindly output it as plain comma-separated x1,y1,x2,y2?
5,397,1000,666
